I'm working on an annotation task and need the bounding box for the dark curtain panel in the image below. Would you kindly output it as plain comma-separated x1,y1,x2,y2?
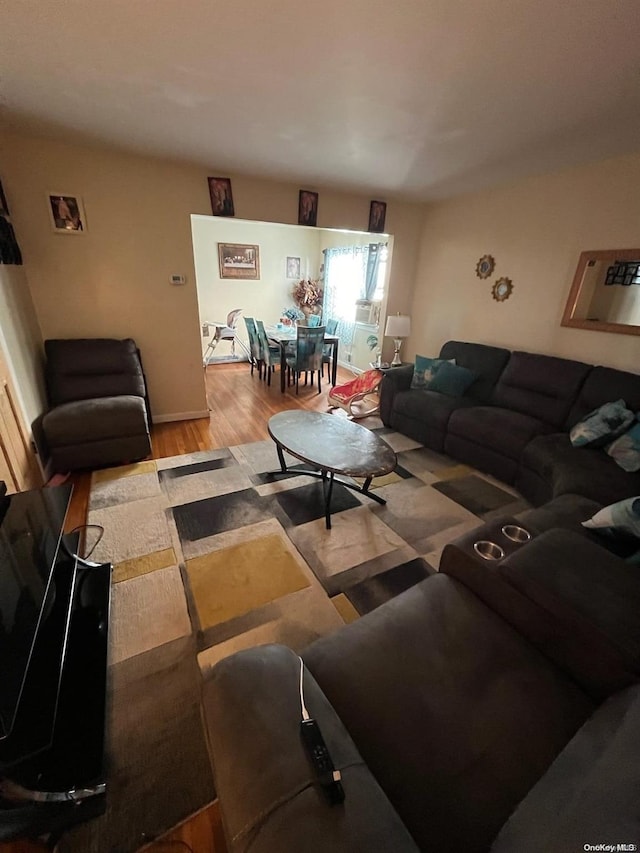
0,216,22,265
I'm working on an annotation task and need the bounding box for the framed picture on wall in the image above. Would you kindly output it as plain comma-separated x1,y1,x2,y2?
47,193,86,233
368,200,386,233
298,190,318,227
218,243,260,279
286,256,301,278
207,177,235,217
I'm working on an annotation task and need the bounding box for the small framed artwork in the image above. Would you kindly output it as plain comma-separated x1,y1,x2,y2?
207,177,235,217
286,256,301,279
47,193,86,233
298,190,318,227
218,243,260,280
368,200,387,233
0,180,9,217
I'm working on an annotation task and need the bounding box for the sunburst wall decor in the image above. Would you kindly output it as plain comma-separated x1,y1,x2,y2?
476,254,495,279
492,277,513,302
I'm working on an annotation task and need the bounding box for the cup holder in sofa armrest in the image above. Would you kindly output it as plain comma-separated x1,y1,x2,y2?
473,540,505,560
501,524,531,543
441,516,532,574
441,525,640,700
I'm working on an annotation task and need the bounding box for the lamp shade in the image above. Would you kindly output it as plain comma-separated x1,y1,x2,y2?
384,314,411,338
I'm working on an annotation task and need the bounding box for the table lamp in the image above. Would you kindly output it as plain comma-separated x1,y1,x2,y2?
384,314,411,365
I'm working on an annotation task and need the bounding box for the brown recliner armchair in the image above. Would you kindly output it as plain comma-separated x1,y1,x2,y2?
40,338,152,473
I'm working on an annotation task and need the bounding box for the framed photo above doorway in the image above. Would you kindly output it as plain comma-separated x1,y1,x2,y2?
368,200,386,233
47,193,86,233
298,190,318,227
218,243,260,279
208,177,235,217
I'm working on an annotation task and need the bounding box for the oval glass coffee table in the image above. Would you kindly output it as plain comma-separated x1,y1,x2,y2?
268,411,397,529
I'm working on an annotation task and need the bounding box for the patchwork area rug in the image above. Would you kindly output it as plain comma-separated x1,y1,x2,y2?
62,425,528,852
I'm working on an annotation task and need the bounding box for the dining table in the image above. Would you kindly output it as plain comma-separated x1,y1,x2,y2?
266,326,339,393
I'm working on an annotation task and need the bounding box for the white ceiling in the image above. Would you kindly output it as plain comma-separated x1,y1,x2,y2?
3,0,640,201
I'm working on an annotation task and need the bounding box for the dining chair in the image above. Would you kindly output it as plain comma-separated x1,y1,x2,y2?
243,317,263,377
307,314,322,327
322,317,339,377
286,326,326,394
255,320,281,386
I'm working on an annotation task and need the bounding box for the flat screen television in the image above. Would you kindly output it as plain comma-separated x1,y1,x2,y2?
0,484,72,761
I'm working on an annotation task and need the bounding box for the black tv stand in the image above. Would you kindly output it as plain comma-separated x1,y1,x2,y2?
0,487,112,843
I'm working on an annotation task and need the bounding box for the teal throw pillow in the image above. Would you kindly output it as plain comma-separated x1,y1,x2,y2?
569,399,635,448
410,355,454,391
582,496,640,537
606,418,640,472
427,361,476,397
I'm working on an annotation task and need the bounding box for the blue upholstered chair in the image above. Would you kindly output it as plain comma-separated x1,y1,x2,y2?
307,314,322,327
322,318,338,377
255,320,281,386
286,326,325,394
243,317,263,377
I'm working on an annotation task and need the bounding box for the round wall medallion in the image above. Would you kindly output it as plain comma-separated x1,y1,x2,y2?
492,277,513,302
476,254,495,279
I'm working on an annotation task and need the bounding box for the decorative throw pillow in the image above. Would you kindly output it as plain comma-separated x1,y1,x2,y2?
606,418,640,472
582,496,640,538
410,355,455,391
426,361,476,398
569,399,635,448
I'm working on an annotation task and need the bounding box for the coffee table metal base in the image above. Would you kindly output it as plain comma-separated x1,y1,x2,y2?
273,443,386,529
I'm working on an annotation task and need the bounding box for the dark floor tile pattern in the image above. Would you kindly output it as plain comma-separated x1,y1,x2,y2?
158,455,237,480
173,489,273,541
172,475,361,540
273,480,362,526
344,558,434,615
432,474,516,516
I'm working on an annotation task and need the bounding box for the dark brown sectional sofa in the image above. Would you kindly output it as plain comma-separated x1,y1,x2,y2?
201,341,640,852
380,339,640,510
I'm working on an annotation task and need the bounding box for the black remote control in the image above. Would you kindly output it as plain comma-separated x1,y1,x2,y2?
300,718,345,804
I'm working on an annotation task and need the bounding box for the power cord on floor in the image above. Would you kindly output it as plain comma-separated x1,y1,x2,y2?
60,523,105,568
69,523,105,559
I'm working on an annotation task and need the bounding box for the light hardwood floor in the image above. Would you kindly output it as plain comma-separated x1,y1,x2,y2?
0,360,357,853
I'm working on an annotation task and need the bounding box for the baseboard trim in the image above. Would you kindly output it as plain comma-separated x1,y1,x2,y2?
153,410,210,423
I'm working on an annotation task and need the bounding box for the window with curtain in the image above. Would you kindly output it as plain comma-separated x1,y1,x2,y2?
322,244,388,320
322,243,387,357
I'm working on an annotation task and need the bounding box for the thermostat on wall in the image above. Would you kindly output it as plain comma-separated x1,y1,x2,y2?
170,274,186,285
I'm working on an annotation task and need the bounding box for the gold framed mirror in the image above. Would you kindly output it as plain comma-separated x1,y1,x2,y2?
561,249,640,336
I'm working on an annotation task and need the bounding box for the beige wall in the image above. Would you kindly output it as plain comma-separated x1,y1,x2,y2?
0,264,46,427
0,127,424,418
411,150,640,373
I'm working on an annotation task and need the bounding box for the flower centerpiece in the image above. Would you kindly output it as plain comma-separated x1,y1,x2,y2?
280,305,304,326
292,278,323,318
